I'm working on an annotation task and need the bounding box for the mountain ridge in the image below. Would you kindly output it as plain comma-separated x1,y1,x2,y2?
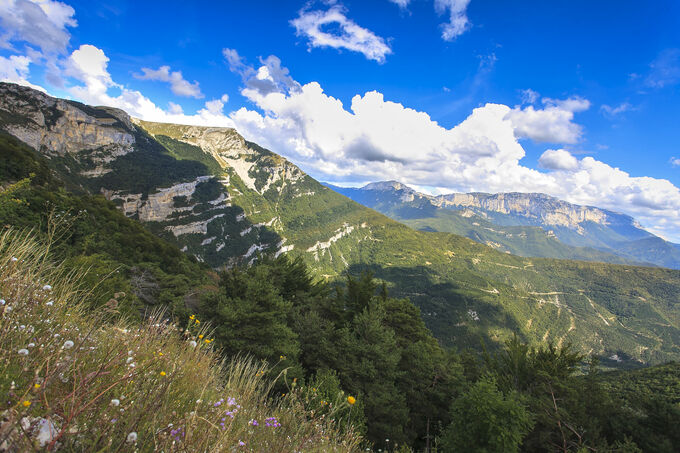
2,82,680,367
329,180,680,269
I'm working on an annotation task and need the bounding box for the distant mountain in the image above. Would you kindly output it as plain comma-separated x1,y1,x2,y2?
3,82,680,367
328,181,680,269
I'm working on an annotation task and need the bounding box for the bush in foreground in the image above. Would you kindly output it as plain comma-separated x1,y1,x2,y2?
0,229,362,451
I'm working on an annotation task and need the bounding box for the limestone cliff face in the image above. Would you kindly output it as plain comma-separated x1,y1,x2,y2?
0,83,135,161
436,192,612,232
101,176,223,223
0,83,281,267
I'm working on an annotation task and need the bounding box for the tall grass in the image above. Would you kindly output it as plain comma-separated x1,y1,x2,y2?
0,229,362,451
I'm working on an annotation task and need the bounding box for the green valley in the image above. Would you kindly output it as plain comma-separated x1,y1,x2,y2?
2,82,680,369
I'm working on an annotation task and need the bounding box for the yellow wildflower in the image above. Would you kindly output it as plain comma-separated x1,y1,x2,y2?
34,384,41,389
160,371,166,377
22,400,31,407
198,334,204,339
347,396,356,405
189,315,195,320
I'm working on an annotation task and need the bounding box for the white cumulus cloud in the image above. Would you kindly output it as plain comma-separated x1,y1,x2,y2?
290,4,392,63
134,65,203,98
0,54,46,91
505,97,590,143
538,149,579,171
434,0,472,40
0,0,76,54
64,44,235,128
225,56,680,241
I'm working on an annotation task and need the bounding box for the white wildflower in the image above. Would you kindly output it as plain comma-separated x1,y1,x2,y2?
126,432,137,443
46,300,53,306
110,399,120,406
126,356,134,363
43,285,52,291
189,340,197,348
11,257,18,262
62,340,74,349
0,299,5,305
18,349,29,355
36,419,58,447
28,343,35,348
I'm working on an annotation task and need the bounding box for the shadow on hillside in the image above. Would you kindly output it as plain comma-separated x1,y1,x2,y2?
346,263,527,352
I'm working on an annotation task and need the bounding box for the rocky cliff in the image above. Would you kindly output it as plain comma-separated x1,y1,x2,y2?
330,180,680,269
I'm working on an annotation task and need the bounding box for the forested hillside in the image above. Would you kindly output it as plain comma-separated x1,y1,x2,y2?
2,82,680,368
2,83,680,451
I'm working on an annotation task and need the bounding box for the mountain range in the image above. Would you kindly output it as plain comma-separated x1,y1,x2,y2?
2,81,680,367
328,181,680,269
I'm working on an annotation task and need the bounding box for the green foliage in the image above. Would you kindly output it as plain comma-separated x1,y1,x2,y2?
198,259,464,450
0,228,362,451
155,134,224,175
92,129,209,195
199,258,303,381
0,133,208,314
440,377,533,453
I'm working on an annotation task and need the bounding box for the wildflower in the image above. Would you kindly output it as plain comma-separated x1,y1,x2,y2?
34,384,41,389
11,257,18,262
347,396,356,405
280,355,286,360
158,352,163,356
126,357,134,363
189,340,197,347
18,348,29,355
22,400,31,407
62,340,74,349
195,319,200,324
249,419,258,426
204,339,211,344
28,343,35,348
0,299,4,305
239,440,246,446
198,334,204,339
126,432,138,443
42,285,52,291
111,399,120,406
46,301,53,306
189,315,195,320
160,371,166,376
265,417,281,427
226,397,237,406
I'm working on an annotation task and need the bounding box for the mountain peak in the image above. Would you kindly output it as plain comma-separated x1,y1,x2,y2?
362,180,415,193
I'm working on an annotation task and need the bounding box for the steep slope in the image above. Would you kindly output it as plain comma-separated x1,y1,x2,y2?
329,181,680,269
2,82,680,366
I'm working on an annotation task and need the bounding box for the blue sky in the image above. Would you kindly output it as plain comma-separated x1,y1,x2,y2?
1,0,679,240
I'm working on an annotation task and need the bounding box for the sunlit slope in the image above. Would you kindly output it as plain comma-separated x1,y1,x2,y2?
1,82,678,366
